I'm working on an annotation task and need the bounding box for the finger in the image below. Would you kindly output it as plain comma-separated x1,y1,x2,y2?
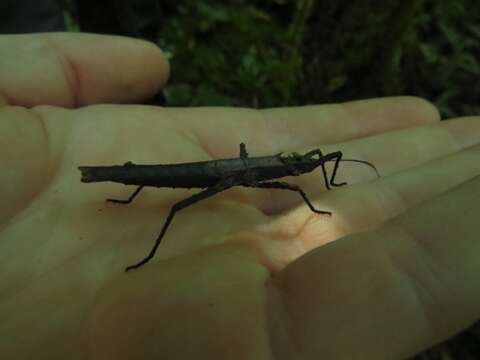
330,137,480,234
241,116,480,214
289,115,480,191
44,97,438,174
342,116,480,178
261,96,441,148
162,96,439,157
267,174,480,359
0,33,169,107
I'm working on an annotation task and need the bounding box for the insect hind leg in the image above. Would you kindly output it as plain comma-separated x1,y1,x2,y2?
245,181,331,215
125,181,233,272
328,153,348,188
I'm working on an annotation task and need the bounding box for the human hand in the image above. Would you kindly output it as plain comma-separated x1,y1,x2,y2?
1,33,479,360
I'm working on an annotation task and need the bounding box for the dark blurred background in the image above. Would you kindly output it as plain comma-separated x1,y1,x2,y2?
1,0,479,358
1,0,479,118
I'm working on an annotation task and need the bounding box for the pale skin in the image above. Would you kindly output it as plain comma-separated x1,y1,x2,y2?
0,33,479,360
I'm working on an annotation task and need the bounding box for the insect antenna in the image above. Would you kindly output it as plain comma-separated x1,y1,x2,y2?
331,158,381,178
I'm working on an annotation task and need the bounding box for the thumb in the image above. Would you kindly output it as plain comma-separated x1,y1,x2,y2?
0,32,169,107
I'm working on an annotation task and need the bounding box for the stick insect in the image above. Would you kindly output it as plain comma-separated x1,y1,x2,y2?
79,143,379,272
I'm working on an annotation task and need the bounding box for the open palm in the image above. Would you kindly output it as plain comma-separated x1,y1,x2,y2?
1,33,479,360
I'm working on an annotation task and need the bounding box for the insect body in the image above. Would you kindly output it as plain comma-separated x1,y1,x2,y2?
79,143,379,272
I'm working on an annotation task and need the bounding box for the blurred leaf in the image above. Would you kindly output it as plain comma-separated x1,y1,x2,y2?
192,84,233,106
467,24,480,39
326,75,348,93
151,0,480,116
163,83,193,105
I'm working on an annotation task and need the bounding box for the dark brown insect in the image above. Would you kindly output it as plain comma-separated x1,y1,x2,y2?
79,143,379,271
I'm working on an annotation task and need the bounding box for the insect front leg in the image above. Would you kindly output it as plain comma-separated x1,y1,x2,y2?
244,181,331,215
125,181,233,272
107,186,144,204
328,153,348,187
302,149,332,190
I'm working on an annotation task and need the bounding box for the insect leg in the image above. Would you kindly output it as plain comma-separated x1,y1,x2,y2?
125,182,232,272
328,153,348,187
239,142,249,159
303,148,323,158
245,181,331,215
239,143,259,183
301,149,332,190
106,186,144,204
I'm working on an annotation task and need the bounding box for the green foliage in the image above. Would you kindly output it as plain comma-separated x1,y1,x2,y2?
300,0,480,117
157,0,479,116
411,0,480,117
158,0,303,107
64,0,479,116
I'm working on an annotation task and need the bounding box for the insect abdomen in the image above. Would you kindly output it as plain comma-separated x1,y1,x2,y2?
79,163,222,188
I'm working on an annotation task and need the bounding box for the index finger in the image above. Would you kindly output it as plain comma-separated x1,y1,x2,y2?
159,97,440,157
